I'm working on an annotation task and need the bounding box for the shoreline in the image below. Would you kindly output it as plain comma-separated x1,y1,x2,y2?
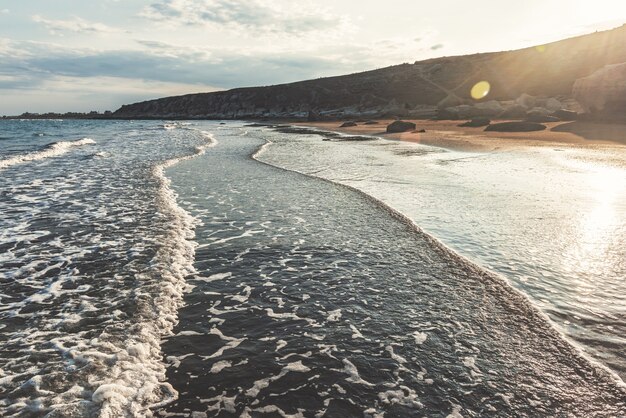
294,119,626,152
4,116,625,153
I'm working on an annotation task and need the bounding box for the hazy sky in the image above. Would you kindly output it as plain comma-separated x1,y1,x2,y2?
1,0,625,114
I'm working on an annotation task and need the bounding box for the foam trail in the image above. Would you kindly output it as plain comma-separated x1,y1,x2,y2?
0,138,96,169
91,131,217,416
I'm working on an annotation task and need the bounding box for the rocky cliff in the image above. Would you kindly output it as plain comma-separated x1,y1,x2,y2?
114,25,626,120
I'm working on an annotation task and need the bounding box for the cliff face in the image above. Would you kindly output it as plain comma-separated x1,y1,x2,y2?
114,25,626,119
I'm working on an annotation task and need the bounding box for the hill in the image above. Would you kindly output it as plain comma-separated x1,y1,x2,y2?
113,24,626,120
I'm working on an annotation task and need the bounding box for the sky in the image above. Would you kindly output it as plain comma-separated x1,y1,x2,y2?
1,0,625,115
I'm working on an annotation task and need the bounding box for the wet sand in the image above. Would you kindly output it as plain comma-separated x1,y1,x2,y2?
296,119,626,152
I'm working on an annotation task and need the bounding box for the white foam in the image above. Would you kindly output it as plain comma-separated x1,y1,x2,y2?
176,331,202,336
230,285,252,303
350,324,364,339
378,385,423,408
210,360,232,374
413,331,428,345
201,338,244,360
200,391,237,414
446,404,464,418
245,361,310,397
244,405,305,418
0,138,96,170
326,309,342,322
266,308,317,326
83,130,218,416
197,272,232,283
334,359,374,387
386,345,408,364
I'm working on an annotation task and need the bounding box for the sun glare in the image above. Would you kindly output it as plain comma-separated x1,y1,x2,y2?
563,160,626,276
471,81,491,100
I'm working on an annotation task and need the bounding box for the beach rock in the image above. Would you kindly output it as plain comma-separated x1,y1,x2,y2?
408,105,438,119
413,129,427,133
437,108,460,120
552,109,578,121
382,99,408,117
527,107,551,117
308,110,321,122
459,118,491,127
485,122,547,132
474,100,504,117
499,104,528,119
456,105,477,119
340,121,358,127
437,95,465,109
516,93,537,109
441,105,476,119
364,120,379,125
386,120,417,133
526,112,561,123
573,62,626,120
545,98,563,112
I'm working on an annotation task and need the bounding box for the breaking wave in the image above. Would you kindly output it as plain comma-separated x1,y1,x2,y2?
0,138,96,170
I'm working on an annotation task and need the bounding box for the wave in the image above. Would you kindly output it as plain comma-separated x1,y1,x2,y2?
92,131,217,417
0,138,96,170
252,137,626,392
161,122,194,131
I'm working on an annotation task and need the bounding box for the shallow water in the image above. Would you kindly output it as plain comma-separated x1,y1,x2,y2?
256,125,626,380
0,120,624,417
159,124,624,416
0,120,209,416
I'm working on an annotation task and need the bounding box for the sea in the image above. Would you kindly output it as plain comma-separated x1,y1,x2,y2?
0,119,624,417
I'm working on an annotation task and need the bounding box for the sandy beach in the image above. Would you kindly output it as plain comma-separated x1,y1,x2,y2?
296,119,626,153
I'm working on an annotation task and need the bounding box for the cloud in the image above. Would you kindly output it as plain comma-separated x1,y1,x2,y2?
1,9,9,14
0,38,374,101
0,27,444,114
140,0,344,35
0,75,221,114
430,44,444,50
32,15,124,35
0,37,371,113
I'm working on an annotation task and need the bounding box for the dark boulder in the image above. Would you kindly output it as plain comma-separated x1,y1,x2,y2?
340,121,358,127
459,118,491,127
387,120,417,133
526,112,561,123
485,122,547,132
552,109,578,121
364,120,379,125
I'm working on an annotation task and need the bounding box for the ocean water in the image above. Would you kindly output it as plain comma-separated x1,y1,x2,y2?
0,120,624,417
256,125,626,380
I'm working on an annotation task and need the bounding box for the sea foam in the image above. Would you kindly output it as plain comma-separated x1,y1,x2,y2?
83,131,217,416
0,138,96,169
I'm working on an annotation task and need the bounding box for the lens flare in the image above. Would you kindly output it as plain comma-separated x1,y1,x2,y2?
471,81,490,100
536,45,547,53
